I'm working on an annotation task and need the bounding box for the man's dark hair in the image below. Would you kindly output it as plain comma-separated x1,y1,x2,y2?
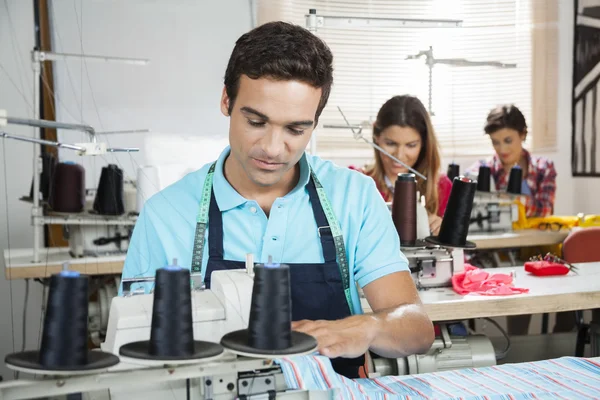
484,104,528,136
224,21,334,124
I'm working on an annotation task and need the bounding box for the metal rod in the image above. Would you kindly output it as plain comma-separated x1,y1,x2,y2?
106,147,140,153
0,132,139,153
6,116,96,140
328,106,427,181
0,132,84,151
97,129,150,135
37,50,149,66
305,10,463,31
32,59,41,263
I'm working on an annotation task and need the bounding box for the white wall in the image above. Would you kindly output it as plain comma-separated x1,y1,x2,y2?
49,0,252,186
0,0,251,381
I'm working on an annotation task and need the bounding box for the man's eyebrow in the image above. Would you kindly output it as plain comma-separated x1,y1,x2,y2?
240,106,314,127
240,107,269,120
289,120,314,127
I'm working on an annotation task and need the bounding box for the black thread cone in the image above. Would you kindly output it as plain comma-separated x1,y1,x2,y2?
39,271,90,368
507,165,523,194
93,164,125,215
149,268,195,357
247,264,292,350
477,165,491,192
4,271,119,372
220,263,317,357
426,176,477,249
447,163,460,181
392,173,417,247
118,267,224,362
50,162,86,213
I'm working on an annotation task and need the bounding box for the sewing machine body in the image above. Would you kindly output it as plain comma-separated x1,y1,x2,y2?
470,192,519,233
405,245,465,289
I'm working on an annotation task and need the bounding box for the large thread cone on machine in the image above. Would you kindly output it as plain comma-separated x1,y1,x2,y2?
5,271,119,373
93,164,125,216
220,263,318,357
119,267,224,362
426,176,477,249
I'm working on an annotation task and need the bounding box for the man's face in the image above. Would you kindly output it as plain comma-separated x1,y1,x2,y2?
221,75,321,187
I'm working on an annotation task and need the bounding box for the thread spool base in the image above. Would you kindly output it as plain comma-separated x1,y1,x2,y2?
424,236,476,249
119,340,224,363
5,350,119,376
221,330,317,358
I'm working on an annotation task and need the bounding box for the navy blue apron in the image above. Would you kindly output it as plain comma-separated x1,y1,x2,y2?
191,163,365,379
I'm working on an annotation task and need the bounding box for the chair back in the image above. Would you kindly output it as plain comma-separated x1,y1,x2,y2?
562,227,600,263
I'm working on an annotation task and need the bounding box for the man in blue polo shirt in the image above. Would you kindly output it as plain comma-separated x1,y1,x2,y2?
120,21,434,378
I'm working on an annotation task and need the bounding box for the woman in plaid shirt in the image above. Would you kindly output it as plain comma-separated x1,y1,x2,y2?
467,104,557,218
467,104,558,336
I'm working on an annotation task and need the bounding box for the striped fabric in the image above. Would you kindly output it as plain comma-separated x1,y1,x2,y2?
277,355,600,399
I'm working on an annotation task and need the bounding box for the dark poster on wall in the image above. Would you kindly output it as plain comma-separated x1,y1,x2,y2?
572,0,600,177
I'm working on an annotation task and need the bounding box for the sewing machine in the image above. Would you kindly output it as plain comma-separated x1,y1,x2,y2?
390,199,466,290
469,191,519,233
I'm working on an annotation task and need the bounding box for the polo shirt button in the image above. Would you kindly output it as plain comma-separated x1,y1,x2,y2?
278,204,283,209
272,236,278,241
250,206,257,214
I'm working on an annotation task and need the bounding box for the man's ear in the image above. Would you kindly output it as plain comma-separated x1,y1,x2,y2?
220,87,231,117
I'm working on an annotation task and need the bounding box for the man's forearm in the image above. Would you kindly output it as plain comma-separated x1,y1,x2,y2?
366,303,435,358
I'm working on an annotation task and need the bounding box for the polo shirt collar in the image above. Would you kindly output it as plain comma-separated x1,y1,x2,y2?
212,146,311,212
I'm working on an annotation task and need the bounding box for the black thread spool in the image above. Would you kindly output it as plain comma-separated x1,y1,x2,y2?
476,165,491,192
49,161,85,213
93,164,125,216
4,271,119,372
426,176,477,249
29,152,57,202
447,163,460,181
507,165,523,194
220,263,317,356
391,173,417,247
119,265,224,362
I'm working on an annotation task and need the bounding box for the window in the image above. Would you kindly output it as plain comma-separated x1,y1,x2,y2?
257,0,558,163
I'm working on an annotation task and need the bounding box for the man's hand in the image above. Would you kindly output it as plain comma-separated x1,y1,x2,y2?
292,315,377,359
428,213,442,236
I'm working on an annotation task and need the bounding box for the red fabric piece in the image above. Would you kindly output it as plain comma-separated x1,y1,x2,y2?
452,264,529,296
524,261,571,276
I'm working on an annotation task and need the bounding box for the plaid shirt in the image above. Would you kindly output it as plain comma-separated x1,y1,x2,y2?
467,149,557,217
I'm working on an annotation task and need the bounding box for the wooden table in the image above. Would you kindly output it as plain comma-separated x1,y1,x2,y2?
3,247,125,279
361,262,600,322
467,229,569,250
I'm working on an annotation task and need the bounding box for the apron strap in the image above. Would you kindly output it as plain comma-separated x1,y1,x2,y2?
208,189,224,258
308,169,353,314
305,179,337,263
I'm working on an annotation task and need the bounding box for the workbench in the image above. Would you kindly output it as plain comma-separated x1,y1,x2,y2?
3,247,124,279
467,229,569,250
361,262,600,322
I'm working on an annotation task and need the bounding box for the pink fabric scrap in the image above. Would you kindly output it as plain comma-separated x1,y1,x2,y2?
452,264,529,296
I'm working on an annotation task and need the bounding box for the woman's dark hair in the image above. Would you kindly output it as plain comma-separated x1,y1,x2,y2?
484,104,528,136
224,21,334,124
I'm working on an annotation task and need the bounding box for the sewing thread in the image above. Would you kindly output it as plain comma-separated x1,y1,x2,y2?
50,162,85,213
247,263,292,350
39,271,90,368
436,176,477,247
149,267,195,357
446,163,460,181
476,165,491,192
391,173,417,246
93,164,125,215
507,165,522,194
